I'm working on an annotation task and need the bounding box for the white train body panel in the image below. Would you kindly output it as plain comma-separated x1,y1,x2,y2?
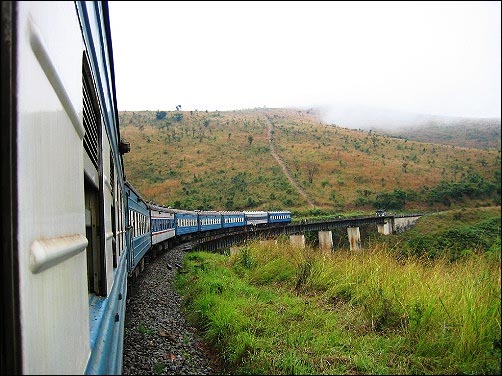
243,210,269,225
16,2,90,374
150,208,176,245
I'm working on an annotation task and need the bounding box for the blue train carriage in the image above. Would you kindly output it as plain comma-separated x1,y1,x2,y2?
243,210,269,226
268,210,292,224
1,1,130,374
148,203,176,249
221,211,247,228
173,209,200,235
125,182,152,273
198,210,224,232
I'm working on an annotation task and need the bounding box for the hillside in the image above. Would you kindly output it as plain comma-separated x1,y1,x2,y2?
318,104,501,150
118,108,500,212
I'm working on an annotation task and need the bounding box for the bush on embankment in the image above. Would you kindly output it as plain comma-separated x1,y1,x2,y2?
392,206,501,261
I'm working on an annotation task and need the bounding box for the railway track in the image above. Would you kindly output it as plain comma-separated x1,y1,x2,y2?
123,247,228,375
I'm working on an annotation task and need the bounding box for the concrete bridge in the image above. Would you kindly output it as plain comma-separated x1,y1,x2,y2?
169,213,424,253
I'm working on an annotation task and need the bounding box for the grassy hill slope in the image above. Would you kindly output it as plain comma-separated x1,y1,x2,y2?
119,108,500,212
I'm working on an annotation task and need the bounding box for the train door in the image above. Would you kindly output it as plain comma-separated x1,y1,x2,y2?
83,52,106,296
85,180,105,294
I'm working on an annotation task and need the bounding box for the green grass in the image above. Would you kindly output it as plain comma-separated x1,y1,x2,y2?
175,212,501,374
137,321,155,335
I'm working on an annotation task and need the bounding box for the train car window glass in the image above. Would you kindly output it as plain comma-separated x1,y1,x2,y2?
111,198,117,268
119,189,126,255
110,160,117,268
130,210,133,236
117,188,122,257
133,211,136,237
110,150,114,197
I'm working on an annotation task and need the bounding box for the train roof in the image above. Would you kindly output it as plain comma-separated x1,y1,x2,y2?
124,181,144,199
196,210,222,215
219,211,246,215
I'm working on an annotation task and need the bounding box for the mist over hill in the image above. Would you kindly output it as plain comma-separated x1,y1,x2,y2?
316,103,501,150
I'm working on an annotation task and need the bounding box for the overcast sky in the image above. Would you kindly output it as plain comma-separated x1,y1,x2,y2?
108,1,501,119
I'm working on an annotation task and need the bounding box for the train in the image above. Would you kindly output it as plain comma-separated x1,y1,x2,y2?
125,181,291,275
0,1,290,374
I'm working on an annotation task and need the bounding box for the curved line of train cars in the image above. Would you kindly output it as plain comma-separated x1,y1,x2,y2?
125,181,291,272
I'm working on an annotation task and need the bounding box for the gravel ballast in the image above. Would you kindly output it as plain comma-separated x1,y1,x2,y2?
122,247,228,375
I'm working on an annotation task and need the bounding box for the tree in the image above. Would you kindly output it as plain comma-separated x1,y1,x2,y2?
305,162,319,184
156,110,167,120
248,135,254,145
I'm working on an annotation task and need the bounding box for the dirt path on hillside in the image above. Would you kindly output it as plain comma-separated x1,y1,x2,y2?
264,115,316,208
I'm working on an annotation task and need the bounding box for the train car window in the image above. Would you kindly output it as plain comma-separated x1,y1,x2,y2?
109,150,114,197
111,197,117,268
110,153,117,268
117,187,122,257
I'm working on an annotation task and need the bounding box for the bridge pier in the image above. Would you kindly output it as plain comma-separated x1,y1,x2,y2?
377,219,393,235
318,231,333,253
347,227,361,251
290,234,305,248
